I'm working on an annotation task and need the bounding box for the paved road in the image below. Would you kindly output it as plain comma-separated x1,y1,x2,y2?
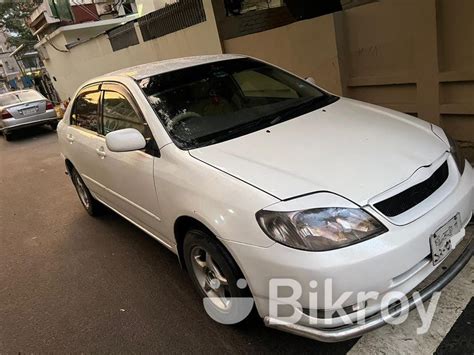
0,127,358,352
0,127,472,353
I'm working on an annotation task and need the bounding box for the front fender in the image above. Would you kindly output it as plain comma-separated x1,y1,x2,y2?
154,145,279,248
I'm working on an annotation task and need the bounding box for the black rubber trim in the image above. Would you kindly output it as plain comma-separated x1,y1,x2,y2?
375,161,449,217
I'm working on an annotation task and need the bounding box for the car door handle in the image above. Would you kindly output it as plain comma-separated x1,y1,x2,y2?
96,147,106,158
66,134,74,143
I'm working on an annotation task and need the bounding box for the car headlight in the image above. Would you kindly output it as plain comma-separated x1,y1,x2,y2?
256,208,387,251
447,135,465,174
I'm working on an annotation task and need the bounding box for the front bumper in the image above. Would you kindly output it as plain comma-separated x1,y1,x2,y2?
224,162,474,341
263,235,472,342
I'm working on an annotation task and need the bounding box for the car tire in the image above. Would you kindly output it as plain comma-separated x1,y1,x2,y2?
49,121,58,130
70,167,103,216
3,131,12,141
183,229,254,325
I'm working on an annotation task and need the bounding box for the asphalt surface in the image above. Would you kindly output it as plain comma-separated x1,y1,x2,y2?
0,126,359,352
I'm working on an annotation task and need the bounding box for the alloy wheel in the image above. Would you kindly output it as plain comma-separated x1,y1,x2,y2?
74,173,90,209
190,246,232,311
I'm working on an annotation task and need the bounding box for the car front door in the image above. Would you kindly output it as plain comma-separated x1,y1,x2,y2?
65,86,107,198
94,83,162,236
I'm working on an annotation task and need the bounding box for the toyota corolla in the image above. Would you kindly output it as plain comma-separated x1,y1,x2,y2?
57,55,473,342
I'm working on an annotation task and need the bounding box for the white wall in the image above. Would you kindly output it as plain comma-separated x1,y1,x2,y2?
224,14,343,95
135,0,177,15
41,0,222,99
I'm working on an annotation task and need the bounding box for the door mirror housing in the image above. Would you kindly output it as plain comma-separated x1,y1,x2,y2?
306,77,317,85
105,128,146,152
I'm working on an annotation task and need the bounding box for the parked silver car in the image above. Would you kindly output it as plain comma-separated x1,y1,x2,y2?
0,89,58,140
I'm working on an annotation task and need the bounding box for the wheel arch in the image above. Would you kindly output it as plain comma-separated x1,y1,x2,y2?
173,214,257,301
64,158,75,174
173,215,247,276
174,215,217,270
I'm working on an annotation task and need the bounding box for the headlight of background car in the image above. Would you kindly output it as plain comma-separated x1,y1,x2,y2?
256,208,387,251
447,134,465,174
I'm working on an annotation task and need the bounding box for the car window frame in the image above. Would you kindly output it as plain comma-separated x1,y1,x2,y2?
100,81,160,157
70,83,103,135
100,82,149,136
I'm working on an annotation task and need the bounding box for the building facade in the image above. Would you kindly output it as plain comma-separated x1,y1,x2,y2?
0,31,22,93
28,0,474,161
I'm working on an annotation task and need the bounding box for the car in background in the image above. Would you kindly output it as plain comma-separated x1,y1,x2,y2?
57,55,473,342
0,89,58,141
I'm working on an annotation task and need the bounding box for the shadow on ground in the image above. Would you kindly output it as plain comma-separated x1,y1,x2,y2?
2,124,57,143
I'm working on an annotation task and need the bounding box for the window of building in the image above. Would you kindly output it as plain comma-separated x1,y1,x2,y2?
4,60,14,72
225,0,285,16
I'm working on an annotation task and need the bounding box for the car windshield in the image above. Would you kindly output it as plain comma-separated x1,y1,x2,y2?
139,58,338,149
0,90,44,106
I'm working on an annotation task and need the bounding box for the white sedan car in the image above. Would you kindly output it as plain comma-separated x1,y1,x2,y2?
58,55,473,342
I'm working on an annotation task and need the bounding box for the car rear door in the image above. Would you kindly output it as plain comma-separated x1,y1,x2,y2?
93,82,162,236
64,85,106,198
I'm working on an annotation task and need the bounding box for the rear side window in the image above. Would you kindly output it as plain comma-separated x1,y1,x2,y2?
102,90,151,139
71,91,100,132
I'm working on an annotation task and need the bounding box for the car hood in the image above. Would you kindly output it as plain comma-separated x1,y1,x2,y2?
189,98,449,204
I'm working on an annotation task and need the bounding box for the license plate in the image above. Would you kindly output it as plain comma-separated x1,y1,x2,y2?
430,213,461,265
21,107,37,115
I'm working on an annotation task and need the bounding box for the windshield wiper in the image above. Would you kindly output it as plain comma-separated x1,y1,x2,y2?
271,95,336,122
238,96,319,130
190,95,338,148
193,117,267,147
246,95,335,131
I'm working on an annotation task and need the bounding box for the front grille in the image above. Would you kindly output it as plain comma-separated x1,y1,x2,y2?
374,161,449,217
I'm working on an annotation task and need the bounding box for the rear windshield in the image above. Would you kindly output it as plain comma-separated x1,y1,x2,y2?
0,91,44,106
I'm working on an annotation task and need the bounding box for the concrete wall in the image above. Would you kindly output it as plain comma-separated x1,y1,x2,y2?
41,0,222,99
223,14,343,95
339,0,474,160
223,0,474,160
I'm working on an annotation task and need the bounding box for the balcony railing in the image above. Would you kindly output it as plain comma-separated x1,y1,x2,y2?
138,0,206,42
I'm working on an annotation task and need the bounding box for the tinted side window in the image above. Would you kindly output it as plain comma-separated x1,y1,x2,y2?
102,90,150,138
72,91,101,132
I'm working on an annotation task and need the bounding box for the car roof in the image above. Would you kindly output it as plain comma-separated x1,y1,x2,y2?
104,54,247,81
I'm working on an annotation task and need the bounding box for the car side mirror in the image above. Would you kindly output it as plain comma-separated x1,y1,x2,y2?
105,128,146,152
305,77,317,85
